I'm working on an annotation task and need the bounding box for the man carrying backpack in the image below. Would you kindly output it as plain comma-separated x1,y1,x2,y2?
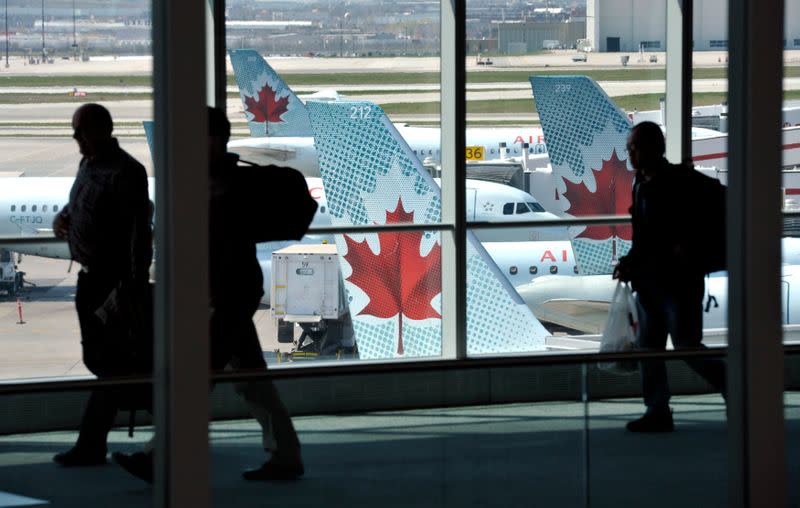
113,107,313,483
613,121,726,432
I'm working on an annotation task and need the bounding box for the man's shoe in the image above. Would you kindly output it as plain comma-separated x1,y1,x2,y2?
53,446,107,467
113,451,154,484
242,460,304,481
626,409,674,433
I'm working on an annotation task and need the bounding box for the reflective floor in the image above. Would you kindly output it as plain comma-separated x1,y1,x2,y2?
0,394,796,508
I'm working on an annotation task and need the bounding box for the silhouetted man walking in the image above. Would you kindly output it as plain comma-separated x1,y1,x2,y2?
53,103,152,465
113,107,310,483
614,121,726,432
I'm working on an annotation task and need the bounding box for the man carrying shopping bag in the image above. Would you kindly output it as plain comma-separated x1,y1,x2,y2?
613,121,726,433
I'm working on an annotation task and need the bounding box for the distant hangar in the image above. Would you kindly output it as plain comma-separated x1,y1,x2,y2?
586,0,800,52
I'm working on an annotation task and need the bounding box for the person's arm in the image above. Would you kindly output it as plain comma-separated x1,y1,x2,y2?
53,208,70,240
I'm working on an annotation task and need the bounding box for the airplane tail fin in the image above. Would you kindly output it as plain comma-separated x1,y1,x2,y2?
143,120,155,162
228,49,313,138
305,100,549,359
530,76,634,275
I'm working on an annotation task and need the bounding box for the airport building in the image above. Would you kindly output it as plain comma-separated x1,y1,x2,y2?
0,1,797,507
587,0,800,51
496,19,587,53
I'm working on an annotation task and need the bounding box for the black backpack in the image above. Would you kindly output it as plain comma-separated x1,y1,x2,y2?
235,163,318,242
686,167,727,274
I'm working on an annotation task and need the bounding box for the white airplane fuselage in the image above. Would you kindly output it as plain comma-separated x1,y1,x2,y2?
227,125,547,178
0,175,567,304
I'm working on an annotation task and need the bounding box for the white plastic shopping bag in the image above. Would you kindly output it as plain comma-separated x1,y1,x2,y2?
599,281,639,374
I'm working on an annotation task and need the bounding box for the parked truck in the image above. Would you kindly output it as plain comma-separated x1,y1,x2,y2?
271,244,355,357
0,249,24,297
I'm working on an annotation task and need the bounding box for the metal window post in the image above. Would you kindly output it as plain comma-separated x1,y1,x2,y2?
152,0,210,505
440,0,467,359
211,0,227,111
728,0,786,506
665,0,692,164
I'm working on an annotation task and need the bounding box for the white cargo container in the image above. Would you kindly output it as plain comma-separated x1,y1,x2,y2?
271,244,343,321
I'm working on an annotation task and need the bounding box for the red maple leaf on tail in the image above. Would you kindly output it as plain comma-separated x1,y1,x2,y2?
343,198,441,355
244,84,290,124
561,148,634,242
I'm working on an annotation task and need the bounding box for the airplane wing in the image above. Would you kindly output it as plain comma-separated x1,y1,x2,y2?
305,100,549,359
229,49,314,138
0,229,56,240
530,76,634,275
228,145,297,164
515,274,617,334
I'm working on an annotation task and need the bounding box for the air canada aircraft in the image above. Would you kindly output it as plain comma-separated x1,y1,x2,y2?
227,49,549,175
304,99,558,358
515,75,800,334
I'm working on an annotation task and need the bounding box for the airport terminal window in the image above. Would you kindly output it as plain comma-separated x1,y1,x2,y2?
710,40,728,48
795,38,800,47
640,40,661,49
503,203,514,215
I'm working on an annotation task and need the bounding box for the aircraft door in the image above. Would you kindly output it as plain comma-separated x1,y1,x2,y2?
466,188,477,221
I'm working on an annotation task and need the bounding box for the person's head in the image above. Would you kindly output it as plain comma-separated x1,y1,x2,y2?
626,121,665,171
72,103,114,158
208,106,230,164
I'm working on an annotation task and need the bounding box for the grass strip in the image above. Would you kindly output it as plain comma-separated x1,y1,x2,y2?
382,90,800,116
0,92,152,104
1,66,797,89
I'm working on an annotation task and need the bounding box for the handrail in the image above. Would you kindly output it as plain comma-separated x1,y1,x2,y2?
6,212,800,240
3,344,800,396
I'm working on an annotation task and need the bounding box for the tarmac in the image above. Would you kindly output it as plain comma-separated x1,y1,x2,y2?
0,393,797,507
0,253,295,381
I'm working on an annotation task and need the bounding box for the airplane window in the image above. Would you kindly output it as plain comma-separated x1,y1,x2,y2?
516,203,530,214
490,149,496,154
32,205,37,212
509,266,518,275
21,205,26,212
550,266,558,274
10,205,15,212
42,205,48,212
513,148,519,154
53,205,59,213
529,266,538,275
526,202,545,212
503,203,514,215
320,206,326,214
573,265,579,274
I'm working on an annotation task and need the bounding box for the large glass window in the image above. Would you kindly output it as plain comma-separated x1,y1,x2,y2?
225,1,443,363
0,0,152,382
